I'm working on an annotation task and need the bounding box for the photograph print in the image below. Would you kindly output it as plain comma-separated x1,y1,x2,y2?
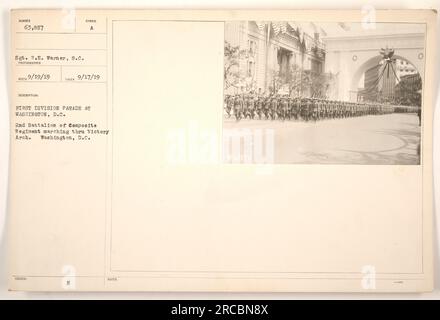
222,21,425,165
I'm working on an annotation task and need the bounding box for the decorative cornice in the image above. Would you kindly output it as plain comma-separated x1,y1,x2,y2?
323,32,424,42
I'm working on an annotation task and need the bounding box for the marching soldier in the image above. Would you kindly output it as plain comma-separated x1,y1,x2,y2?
223,94,229,116
306,99,312,121
247,94,255,119
288,97,294,120
329,100,335,119
299,98,305,120
243,95,250,119
295,97,301,120
281,96,289,120
300,98,306,121
312,98,319,121
270,95,278,120
317,99,324,120
233,95,243,121
325,100,331,119
263,96,270,119
338,100,342,119
226,92,406,123
225,94,234,118
341,101,346,118
256,95,264,120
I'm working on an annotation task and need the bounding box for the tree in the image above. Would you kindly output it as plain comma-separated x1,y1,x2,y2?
285,64,310,97
394,74,422,106
224,41,256,93
224,41,242,90
306,70,331,98
280,65,334,98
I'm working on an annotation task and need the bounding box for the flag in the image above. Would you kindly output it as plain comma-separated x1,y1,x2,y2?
272,21,281,35
256,21,266,31
287,21,299,30
280,22,287,34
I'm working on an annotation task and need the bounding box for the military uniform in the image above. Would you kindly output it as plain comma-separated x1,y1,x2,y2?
233,96,243,121
270,96,278,120
281,97,289,120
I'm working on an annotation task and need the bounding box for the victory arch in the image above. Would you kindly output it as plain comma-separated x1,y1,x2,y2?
323,32,425,102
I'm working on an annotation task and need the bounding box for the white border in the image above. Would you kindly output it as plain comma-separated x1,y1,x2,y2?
0,0,439,299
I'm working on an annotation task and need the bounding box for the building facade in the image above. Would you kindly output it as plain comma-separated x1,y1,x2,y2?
224,21,326,96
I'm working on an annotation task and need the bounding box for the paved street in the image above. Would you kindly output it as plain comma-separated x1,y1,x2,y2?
223,113,421,164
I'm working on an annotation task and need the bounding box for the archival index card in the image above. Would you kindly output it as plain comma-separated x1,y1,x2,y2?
8,9,436,292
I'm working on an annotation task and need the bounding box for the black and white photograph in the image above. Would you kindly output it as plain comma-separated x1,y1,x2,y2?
223,21,425,165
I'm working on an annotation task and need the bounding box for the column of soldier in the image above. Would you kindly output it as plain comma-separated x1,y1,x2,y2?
224,94,400,122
